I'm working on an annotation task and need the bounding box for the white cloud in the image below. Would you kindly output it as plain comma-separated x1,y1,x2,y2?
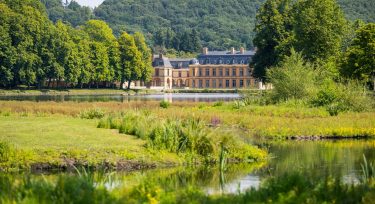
74,0,105,8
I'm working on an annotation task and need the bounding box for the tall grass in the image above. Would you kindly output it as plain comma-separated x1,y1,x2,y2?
97,112,266,164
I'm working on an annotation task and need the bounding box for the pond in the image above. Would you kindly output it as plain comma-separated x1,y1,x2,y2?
0,93,241,102
1,139,374,201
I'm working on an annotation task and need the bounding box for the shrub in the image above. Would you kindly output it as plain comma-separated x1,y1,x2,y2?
213,101,223,107
79,108,105,119
267,50,317,103
159,100,170,109
0,142,11,163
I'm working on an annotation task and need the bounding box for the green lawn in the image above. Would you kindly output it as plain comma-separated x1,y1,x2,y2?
0,116,180,170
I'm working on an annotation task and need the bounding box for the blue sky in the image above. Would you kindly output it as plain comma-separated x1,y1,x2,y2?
74,0,105,8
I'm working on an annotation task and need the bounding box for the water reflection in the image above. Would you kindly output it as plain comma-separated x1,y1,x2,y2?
1,140,373,197
0,93,241,103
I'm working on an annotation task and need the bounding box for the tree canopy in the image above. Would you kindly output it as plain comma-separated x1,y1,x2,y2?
0,0,153,89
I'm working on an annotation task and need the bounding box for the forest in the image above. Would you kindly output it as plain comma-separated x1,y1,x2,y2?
42,0,374,52
0,0,152,89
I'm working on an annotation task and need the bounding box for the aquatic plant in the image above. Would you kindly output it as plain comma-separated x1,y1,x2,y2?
361,154,374,184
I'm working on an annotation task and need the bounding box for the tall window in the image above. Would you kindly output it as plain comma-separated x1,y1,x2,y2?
199,69,202,77
226,80,230,88
240,69,244,76
247,80,251,87
213,79,216,88
232,80,237,88
206,80,210,88
179,72,182,77
219,80,223,88
192,80,195,88
205,68,210,76
219,69,223,76
232,68,236,76
155,69,159,77
192,69,195,77
226,69,230,76
240,80,244,88
199,80,203,88
213,68,216,76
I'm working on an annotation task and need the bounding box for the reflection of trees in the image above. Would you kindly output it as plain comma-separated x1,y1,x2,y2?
263,140,375,179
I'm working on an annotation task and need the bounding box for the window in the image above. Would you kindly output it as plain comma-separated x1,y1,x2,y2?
219,80,223,88
199,80,203,88
206,68,210,76
199,69,202,77
192,69,195,77
240,69,244,76
226,80,230,88
155,69,159,77
179,72,182,77
240,80,244,88
213,79,216,88
206,80,210,88
247,80,251,87
232,68,236,76
232,80,237,88
213,68,216,76
226,69,230,76
192,80,195,88
219,69,223,76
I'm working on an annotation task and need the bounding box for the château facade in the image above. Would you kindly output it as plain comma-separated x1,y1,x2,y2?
145,48,259,90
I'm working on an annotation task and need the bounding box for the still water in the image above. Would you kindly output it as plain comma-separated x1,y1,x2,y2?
0,93,241,102
6,140,374,195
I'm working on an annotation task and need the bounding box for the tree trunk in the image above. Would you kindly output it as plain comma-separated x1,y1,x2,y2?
47,78,51,88
127,80,132,90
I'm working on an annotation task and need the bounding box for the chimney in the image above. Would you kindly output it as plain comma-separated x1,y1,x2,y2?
159,53,163,58
240,47,245,54
231,47,235,54
203,47,208,55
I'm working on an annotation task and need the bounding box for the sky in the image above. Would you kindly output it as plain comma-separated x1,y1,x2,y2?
74,0,105,8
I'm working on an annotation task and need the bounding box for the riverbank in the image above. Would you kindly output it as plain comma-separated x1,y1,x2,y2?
0,88,259,96
0,100,374,171
0,89,158,96
1,101,373,139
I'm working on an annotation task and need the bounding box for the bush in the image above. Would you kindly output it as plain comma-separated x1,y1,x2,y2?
267,50,317,103
0,142,11,163
159,100,170,109
79,108,105,119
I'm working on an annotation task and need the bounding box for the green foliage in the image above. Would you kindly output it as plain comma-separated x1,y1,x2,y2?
341,23,375,90
253,0,348,79
267,50,316,102
79,108,105,119
293,0,347,62
159,100,171,109
98,112,266,163
118,32,143,89
41,0,93,27
0,0,153,89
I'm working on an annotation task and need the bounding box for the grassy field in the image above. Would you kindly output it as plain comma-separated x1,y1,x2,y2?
0,100,373,171
0,101,374,139
0,115,182,171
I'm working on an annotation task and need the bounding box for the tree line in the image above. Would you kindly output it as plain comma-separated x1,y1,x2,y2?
252,0,374,90
0,0,153,89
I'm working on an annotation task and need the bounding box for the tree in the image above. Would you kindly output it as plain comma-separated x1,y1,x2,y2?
89,42,110,88
134,32,153,84
252,0,293,80
341,23,375,90
267,49,316,102
118,32,142,89
293,0,347,62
